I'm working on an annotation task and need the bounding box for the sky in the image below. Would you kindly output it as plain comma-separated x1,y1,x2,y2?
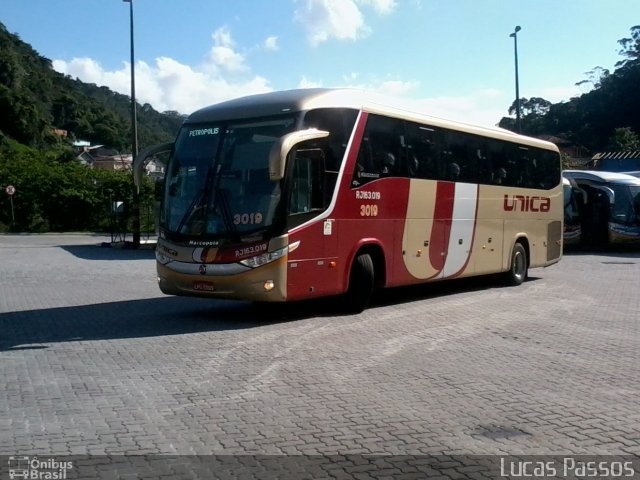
2,0,639,127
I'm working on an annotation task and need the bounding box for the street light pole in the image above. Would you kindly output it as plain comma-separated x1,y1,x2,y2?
123,0,140,247
510,25,522,133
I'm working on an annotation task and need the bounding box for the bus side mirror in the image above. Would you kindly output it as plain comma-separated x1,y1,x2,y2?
134,142,174,192
269,129,329,181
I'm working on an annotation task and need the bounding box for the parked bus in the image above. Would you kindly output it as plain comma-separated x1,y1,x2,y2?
563,170,640,246
135,89,563,311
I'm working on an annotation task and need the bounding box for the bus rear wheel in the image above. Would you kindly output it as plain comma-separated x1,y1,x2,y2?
505,242,528,286
344,253,375,313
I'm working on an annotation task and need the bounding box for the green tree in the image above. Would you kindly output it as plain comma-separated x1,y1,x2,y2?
500,97,552,135
616,25,640,69
575,66,610,90
608,127,640,150
499,26,640,152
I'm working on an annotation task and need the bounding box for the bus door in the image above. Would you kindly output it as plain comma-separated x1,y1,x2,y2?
580,184,613,247
287,147,339,297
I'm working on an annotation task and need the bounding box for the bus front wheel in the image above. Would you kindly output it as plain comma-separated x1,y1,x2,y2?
344,253,375,313
505,242,528,286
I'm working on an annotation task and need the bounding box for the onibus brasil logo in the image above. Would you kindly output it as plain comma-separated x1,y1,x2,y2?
8,456,73,479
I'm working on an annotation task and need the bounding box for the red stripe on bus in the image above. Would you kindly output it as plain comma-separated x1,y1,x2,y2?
429,181,455,272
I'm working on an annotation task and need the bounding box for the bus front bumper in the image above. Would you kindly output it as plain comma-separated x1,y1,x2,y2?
156,257,288,302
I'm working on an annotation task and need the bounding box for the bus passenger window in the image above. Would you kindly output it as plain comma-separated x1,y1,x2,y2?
442,130,477,183
352,114,404,186
405,122,439,180
487,140,510,186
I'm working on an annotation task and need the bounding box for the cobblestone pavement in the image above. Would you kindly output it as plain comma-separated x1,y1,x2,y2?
1,235,639,464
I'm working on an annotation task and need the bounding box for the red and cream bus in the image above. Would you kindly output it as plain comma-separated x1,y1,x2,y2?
135,89,563,311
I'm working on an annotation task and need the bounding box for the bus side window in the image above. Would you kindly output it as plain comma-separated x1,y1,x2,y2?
303,108,359,206
441,130,477,183
289,148,325,216
352,114,404,186
487,140,510,186
540,151,561,189
405,122,439,180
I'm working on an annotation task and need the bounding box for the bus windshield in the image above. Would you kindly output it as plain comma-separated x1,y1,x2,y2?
610,185,640,225
162,116,297,239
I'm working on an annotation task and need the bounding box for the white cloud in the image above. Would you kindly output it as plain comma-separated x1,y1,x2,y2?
295,70,504,126
377,80,418,96
539,85,582,103
357,0,397,14
295,0,369,45
293,0,397,46
264,36,279,51
205,26,248,73
408,93,510,127
478,88,502,99
212,26,234,47
298,76,324,88
337,75,418,96
299,71,503,126
52,26,274,115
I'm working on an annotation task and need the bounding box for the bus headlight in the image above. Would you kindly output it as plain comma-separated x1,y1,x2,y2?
156,251,173,265
239,241,300,269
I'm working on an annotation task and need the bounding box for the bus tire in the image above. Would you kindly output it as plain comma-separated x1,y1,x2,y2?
505,242,528,286
345,253,375,313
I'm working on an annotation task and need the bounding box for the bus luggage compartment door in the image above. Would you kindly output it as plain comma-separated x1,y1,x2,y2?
547,220,562,262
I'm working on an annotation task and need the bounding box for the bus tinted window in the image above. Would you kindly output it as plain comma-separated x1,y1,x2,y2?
303,108,358,172
441,130,478,183
350,114,560,190
353,114,404,186
304,108,358,205
405,122,439,180
486,140,511,185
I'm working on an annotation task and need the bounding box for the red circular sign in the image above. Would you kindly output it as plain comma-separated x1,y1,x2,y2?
5,185,15,196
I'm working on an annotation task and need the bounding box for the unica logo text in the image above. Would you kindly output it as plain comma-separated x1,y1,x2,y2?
503,194,551,212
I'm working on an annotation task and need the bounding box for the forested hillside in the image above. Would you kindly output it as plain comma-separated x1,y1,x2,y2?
0,22,183,150
0,22,183,232
499,26,640,152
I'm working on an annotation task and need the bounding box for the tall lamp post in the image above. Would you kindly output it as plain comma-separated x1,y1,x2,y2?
509,25,522,133
123,0,140,247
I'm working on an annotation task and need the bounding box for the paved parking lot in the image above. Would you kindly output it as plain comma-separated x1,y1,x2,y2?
0,234,639,476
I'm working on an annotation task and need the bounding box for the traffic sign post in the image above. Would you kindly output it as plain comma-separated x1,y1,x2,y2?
5,185,15,225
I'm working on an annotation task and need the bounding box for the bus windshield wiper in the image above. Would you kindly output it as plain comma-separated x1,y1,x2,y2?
216,188,239,241
176,188,206,234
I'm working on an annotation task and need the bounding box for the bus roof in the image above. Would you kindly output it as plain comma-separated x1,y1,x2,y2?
563,170,640,185
186,88,558,152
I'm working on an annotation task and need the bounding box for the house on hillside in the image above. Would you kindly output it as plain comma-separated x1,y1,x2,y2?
73,141,165,178
592,151,640,173
75,144,131,170
535,135,591,169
